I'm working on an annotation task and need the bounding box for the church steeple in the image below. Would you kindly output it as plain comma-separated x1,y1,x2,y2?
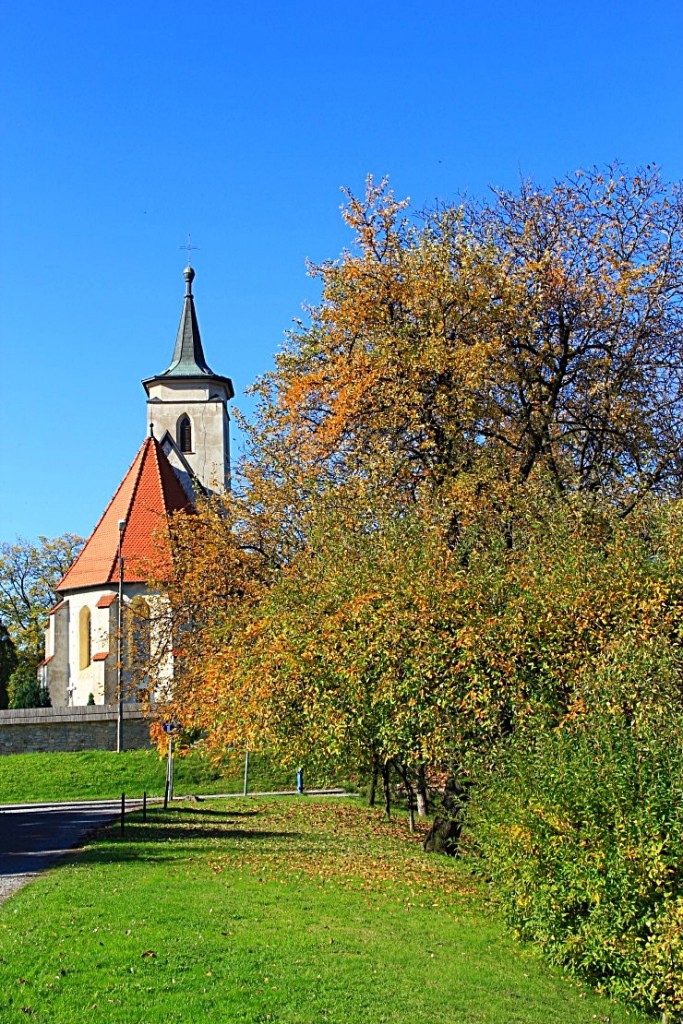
143,265,233,394
142,265,234,495
163,266,216,377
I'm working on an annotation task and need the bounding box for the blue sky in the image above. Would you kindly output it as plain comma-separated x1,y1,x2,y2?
2,0,683,542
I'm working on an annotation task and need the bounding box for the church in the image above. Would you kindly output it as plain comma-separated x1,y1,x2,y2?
41,266,233,707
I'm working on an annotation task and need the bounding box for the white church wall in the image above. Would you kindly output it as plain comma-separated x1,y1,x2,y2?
61,583,153,706
43,602,69,707
64,590,109,705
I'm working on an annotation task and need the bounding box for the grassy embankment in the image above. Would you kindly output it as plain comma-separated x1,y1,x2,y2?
0,797,650,1024
0,748,335,804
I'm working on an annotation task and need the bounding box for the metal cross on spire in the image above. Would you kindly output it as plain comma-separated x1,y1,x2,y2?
179,233,200,266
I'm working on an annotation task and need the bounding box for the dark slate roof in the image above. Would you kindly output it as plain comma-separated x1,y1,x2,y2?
143,266,234,396
164,266,215,376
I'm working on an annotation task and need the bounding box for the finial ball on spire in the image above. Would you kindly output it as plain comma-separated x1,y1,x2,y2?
183,265,195,296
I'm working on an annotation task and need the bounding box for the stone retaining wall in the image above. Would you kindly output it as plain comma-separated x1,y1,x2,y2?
0,704,153,754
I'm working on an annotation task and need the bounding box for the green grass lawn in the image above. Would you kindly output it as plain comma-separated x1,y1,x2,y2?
0,797,650,1023
0,748,334,804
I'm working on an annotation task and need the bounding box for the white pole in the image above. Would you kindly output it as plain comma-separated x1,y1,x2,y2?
243,748,250,796
116,519,125,753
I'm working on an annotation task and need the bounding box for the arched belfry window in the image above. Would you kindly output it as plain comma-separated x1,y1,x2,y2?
79,606,91,670
179,415,192,453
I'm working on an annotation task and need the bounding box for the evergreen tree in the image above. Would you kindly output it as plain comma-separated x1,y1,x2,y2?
0,621,17,710
8,658,51,709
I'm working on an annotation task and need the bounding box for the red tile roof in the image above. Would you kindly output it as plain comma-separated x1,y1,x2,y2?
92,652,109,662
58,437,192,592
96,593,118,608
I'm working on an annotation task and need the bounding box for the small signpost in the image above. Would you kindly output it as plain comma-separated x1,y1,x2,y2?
243,747,250,797
162,722,180,809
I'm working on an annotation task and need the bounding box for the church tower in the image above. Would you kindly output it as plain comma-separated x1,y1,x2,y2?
42,264,235,711
142,266,234,496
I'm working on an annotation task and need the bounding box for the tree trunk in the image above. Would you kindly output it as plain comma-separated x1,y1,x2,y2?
423,771,470,856
368,763,378,807
395,763,415,832
416,765,429,817
406,782,415,833
381,764,391,819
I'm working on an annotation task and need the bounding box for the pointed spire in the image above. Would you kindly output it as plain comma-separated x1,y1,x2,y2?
142,265,234,400
163,266,215,377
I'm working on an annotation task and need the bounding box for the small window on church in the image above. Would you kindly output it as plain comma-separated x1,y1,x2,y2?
79,606,91,670
179,415,192,453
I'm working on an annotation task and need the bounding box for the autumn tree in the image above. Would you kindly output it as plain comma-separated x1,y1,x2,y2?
148,167,683,1000
144,496,273,747
154,166,683,804
0,534,83,661
464,168,683,512
216,500,467,816
245,166,683,545
153,492,479,818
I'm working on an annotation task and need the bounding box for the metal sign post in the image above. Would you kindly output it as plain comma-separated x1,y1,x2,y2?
167,734,174,805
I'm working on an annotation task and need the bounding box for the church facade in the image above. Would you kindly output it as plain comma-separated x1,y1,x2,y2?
41,266,233,707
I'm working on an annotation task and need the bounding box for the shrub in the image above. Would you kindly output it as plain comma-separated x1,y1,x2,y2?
469,706,683,1017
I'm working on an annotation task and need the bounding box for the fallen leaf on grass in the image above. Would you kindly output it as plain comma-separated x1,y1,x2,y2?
141,950,157,958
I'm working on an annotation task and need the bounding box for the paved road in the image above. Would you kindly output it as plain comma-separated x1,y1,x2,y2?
0,802,125,904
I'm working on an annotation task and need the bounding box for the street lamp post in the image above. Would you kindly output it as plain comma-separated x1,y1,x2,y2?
116,518,125,753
